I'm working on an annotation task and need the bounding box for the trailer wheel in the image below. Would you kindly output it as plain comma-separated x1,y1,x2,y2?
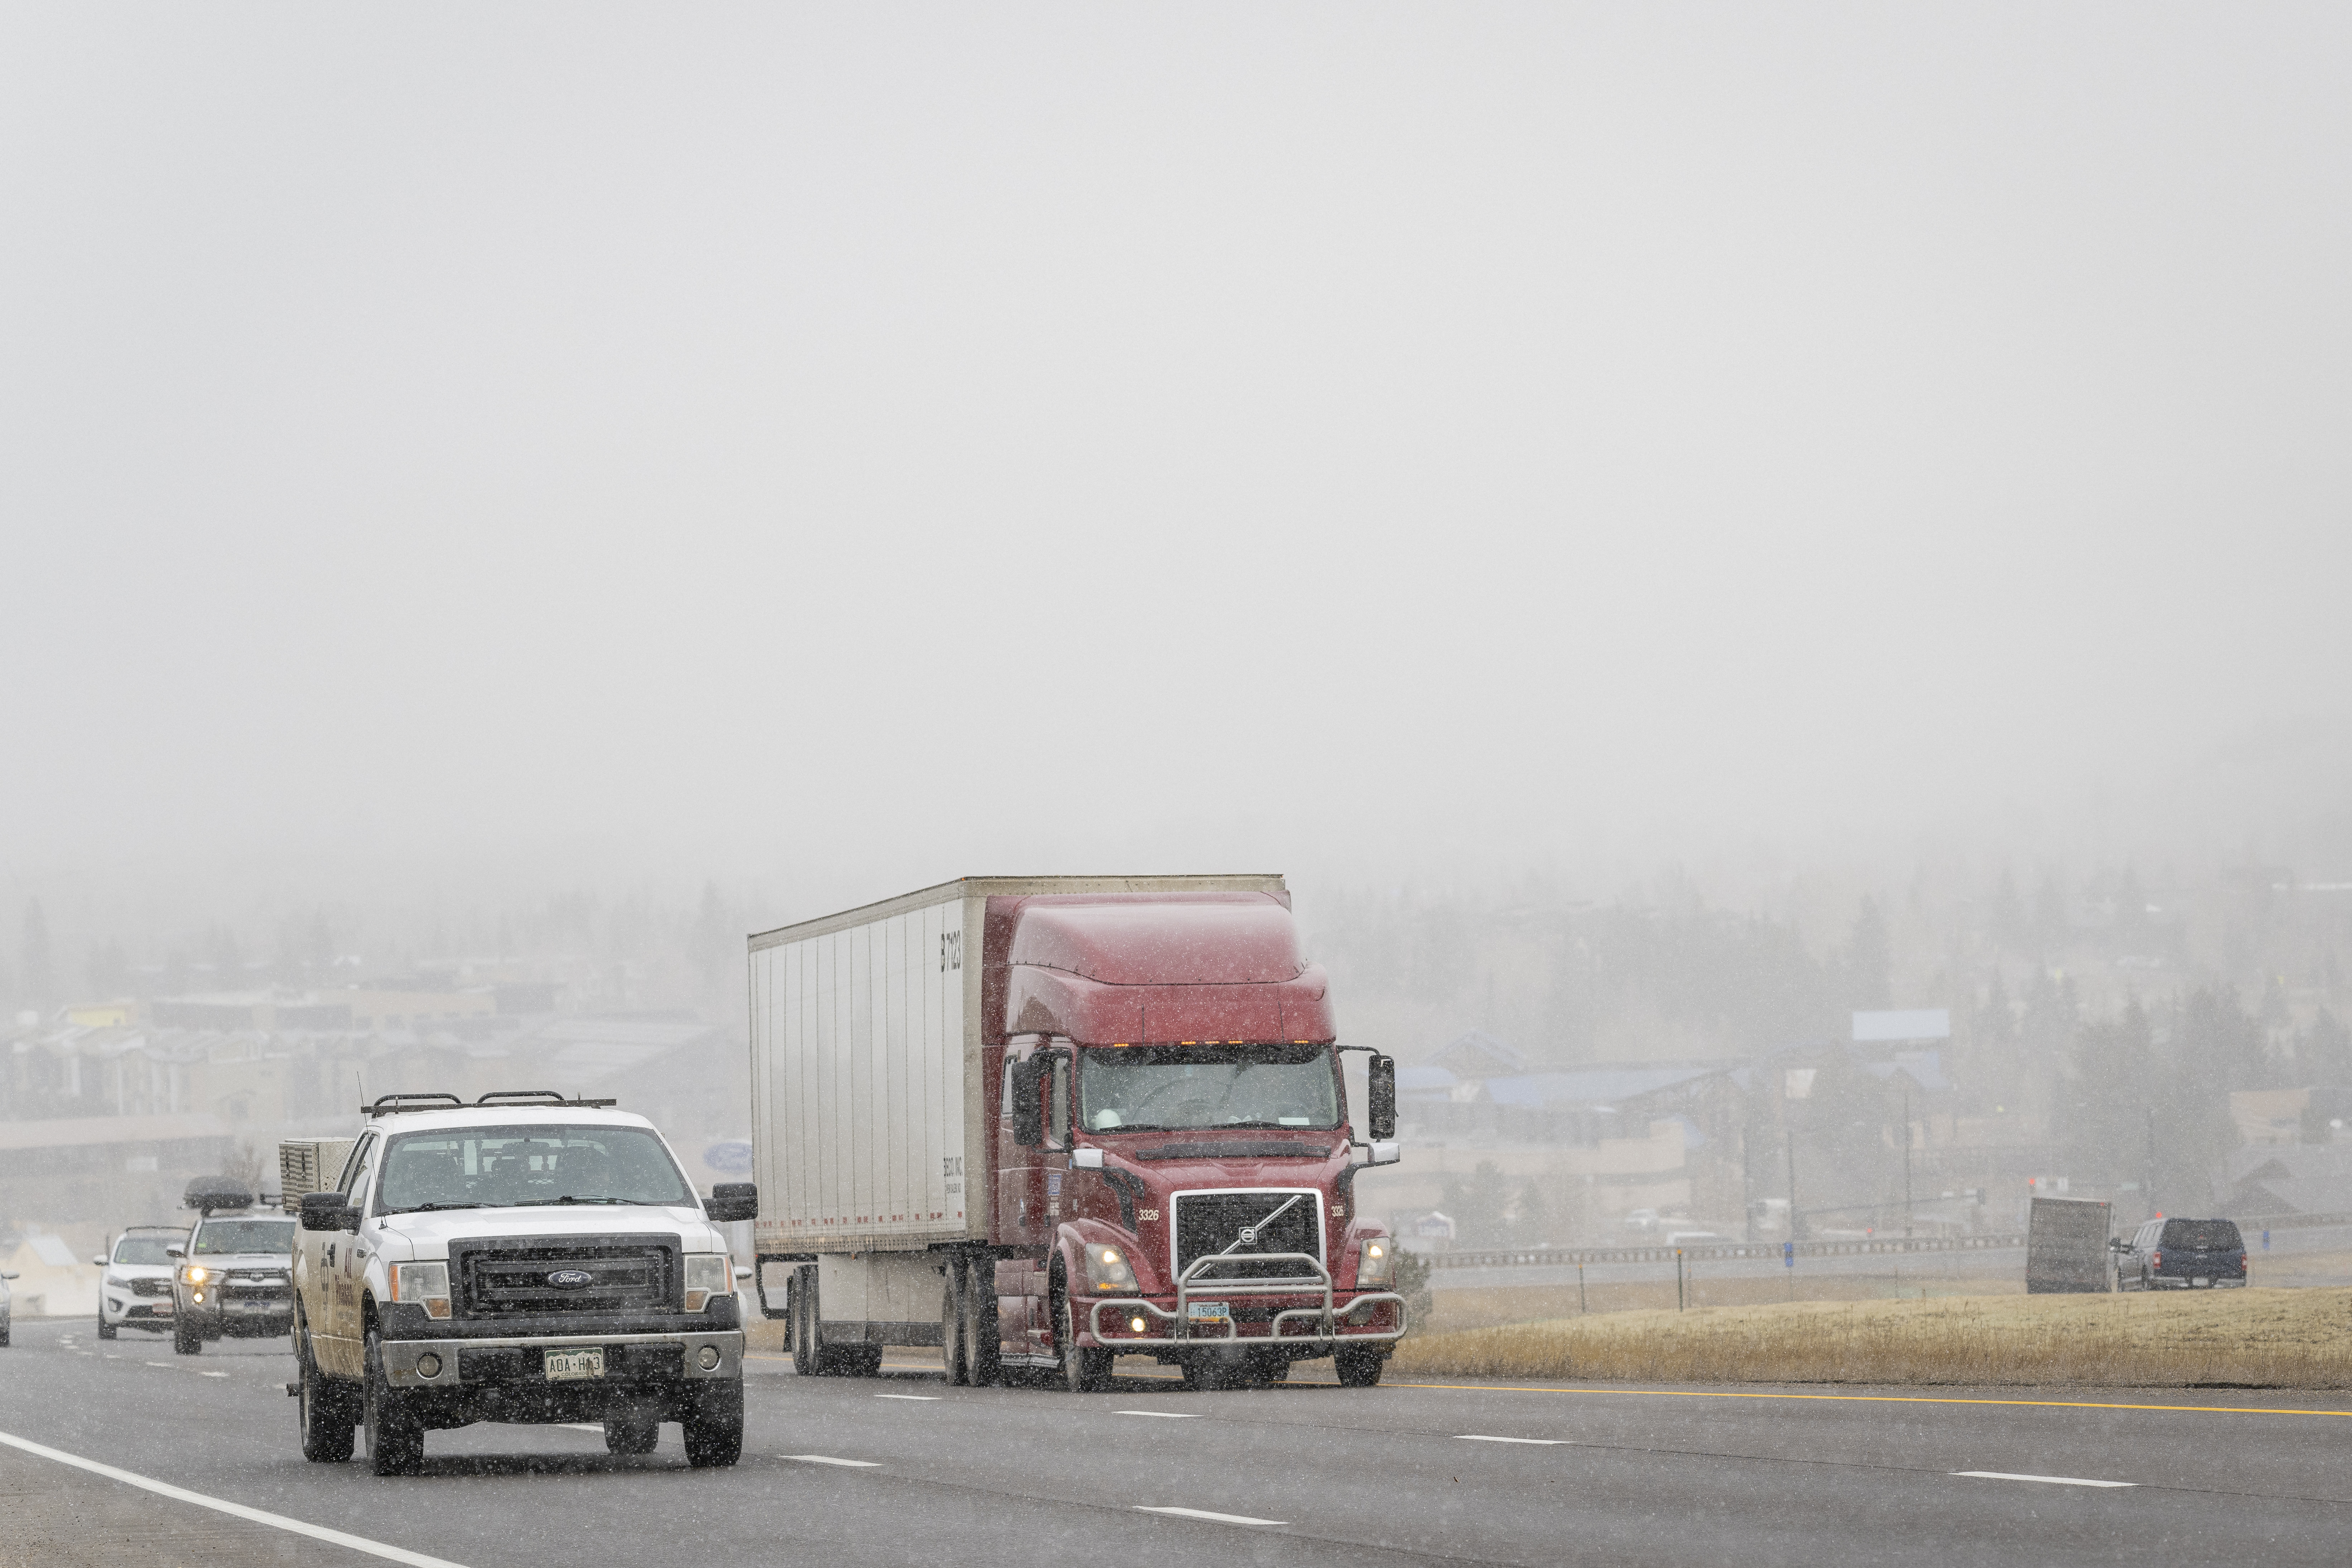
942,1267,968,1386
789,1267,818,1377
961,1257,1000,1387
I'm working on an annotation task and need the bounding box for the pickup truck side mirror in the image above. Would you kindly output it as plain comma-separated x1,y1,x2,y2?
1010,1056,1045,1147
1367,1053,1397,1142
165,1243,186,1260
298,1193,349,1232
706,1183,759,1223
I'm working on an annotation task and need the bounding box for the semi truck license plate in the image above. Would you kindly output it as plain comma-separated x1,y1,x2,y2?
1186,1302,1230,1324
544,1348,606,1381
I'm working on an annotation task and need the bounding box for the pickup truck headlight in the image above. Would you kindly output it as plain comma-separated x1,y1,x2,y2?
684,1253,730,1312
1085,1245,1134,1292
180,1265,210,1286
390,1261,452,1320
1355,1237,1396,1288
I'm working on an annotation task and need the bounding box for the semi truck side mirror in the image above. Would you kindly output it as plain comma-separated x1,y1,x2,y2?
299,1193,347,1232
1367,1054,1397,1141
707,1182,759,1223
1011,1056,1045,1147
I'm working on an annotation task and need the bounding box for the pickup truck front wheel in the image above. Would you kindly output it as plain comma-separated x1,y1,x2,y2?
681,1378,743,1468
362,1327,425,1476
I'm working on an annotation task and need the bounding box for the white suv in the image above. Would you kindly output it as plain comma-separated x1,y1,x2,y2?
289,1092,755,1476
96,1226,185,1339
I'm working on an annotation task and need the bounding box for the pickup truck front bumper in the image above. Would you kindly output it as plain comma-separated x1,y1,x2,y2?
379,1329,745,1390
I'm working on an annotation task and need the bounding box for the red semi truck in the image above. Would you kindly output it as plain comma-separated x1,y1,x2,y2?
747,875,1405,1390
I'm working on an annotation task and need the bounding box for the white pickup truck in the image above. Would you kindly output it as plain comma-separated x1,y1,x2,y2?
286,1092,757,1476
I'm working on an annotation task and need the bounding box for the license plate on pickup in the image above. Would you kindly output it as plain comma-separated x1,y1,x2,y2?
544,1348,606,1381
1185,1301,1231,1324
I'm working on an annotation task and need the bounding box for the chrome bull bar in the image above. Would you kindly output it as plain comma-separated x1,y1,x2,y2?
1085,1251,1408,1348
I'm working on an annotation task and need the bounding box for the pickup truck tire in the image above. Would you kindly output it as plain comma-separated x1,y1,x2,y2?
681,1379,744,1468
941,1271,968,1386
1334,1345,1385,1387
362,1327,425,1476
604,1415,661,1456
960,1257,1000,1387
298,1329,359,1463
173,1316,202,1355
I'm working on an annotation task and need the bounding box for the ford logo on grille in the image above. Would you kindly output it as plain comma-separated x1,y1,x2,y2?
546,1269,595,1289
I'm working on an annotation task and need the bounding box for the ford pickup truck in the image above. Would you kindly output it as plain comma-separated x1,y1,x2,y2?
287,1092,757,1475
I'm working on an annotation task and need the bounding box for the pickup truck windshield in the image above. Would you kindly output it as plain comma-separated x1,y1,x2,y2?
1080,1043,1340,1132
192,1220,296,1255
377,1124,694,1213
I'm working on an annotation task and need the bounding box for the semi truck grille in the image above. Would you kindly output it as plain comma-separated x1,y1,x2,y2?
1173,1191,1323,1282
452,1236,677,1318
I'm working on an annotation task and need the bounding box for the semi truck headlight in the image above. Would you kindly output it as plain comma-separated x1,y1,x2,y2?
684,1253,730,1311
390,1261,452,1320
1355,1238,1396,1288
1085,1245,1134,1291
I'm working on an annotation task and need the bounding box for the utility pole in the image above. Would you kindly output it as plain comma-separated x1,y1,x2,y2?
1902,1080,1914,1241
2144,1107,2157,1221
1787,1133,1802,1242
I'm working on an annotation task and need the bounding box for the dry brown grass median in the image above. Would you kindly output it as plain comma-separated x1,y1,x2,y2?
1389,1287,2352,1388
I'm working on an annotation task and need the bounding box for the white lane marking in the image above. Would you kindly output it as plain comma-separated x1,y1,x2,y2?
1116,1410,1202,1419
556,1424,607,1433
145,1361,171,1368
874,1394,940,1401
1953,1471,2136,1489
1135,1506,1287,1527
200,1371,229,1378
1455,1434,1565,1445
0,1429,471,1567
783,1454,880,1467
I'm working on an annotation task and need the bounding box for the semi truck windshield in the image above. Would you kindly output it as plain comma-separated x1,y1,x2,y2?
376,1124,695,1213
1081,1043,1340,1132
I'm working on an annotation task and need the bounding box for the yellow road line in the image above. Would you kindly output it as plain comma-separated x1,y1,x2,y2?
1392,1381,2352,1418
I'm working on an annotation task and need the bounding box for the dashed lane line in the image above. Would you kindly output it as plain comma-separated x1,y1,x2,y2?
1116,1410,1201,1419
1955,1471,2136,1488
0,1429,470,1568
783,1454,881,1467
875,1394,940,1401
1455,1435,1564,1445
1134,1506,1287,1527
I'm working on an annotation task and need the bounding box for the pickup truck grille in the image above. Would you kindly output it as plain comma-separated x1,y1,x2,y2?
452,1236,677,1318
1173,1191,1323,1282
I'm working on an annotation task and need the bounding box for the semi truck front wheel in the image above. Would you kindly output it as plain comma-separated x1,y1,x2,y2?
1335,1344,1386,1387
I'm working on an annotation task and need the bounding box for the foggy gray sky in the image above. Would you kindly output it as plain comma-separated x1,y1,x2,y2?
5,6,2348,924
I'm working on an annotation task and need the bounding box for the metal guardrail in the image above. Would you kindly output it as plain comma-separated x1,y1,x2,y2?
1427,1233,2029,1270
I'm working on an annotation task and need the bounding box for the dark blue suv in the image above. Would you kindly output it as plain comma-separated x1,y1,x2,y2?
2114,1217,2247,1289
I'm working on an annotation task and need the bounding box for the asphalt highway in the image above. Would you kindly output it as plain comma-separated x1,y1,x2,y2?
4,1315,2349,1568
